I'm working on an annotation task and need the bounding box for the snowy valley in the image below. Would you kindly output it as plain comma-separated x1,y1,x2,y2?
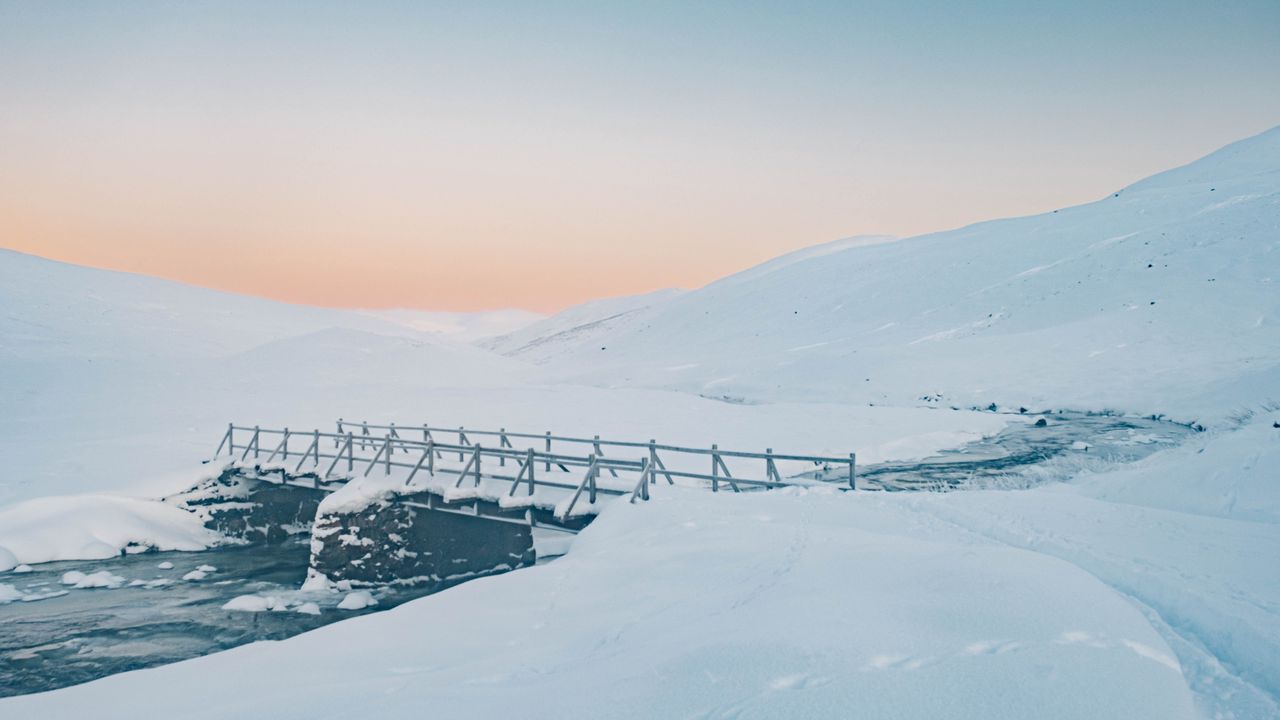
1,127,1278,719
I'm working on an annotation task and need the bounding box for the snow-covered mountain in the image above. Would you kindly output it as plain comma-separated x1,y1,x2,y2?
517,127,1280,421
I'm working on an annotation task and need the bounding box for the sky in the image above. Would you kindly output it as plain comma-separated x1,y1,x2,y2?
2,1,1279,313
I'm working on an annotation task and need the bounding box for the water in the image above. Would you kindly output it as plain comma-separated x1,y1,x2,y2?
0,541,436,697
855,411,1198,491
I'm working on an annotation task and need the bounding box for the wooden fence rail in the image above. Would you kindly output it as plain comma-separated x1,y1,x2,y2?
334,419,856,490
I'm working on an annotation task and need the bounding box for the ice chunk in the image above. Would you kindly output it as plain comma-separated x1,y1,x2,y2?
336,591,378,610
60,570,126,589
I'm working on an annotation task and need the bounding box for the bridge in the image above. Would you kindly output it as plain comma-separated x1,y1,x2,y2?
213,419,859,535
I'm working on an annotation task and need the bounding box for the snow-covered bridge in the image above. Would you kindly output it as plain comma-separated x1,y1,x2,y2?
213,419,859,536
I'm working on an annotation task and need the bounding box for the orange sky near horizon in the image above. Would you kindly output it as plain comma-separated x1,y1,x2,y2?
3,2,1278,313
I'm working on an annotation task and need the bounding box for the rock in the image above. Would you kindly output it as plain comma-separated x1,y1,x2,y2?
309,492,535,587
166,466,326,544
1034,418,1048,427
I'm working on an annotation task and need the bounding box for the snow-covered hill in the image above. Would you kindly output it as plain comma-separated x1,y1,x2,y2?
482,287,683,360
516,127,1280,421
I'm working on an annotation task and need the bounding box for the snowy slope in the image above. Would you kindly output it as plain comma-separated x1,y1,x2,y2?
517,128,1280,421
366,308,544,342
0,249,1004,509
0,488,1198,720
0,248,440,361
482,287,683,360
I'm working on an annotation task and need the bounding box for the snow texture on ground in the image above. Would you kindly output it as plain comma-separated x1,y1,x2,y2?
0,487,1198,720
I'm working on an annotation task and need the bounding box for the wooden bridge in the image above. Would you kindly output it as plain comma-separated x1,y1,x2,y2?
213,419,858,535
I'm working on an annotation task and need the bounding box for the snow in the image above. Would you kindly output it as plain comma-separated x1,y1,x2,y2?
336,591,378,610
368,308,544,342
156,561,174,569
181,570,208,581
60,570,126,589
0,488,1197,719
222,594,289,612
295,602,321,616
482,287,684,359
501,127,1280,424
0,583,23,603
0,127,1278,717
0,494,221,567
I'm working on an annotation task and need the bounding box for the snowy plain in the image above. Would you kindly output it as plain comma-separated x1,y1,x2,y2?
1,126,1279,718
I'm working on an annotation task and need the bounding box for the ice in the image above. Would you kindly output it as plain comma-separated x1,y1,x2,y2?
0,583,22,603
294,602,321,616
60,570,126,589
336,591,377,610
221,594,290,612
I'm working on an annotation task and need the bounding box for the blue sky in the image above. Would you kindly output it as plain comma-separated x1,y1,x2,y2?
2,1,1278,310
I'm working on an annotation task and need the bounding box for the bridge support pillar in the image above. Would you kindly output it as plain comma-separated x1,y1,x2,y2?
308,494,535,587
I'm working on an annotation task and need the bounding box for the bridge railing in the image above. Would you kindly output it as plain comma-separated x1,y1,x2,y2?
214,419,856,521
336,419,857,491
215,425,656,520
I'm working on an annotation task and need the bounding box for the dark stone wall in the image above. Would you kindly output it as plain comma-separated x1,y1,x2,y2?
310,495,536,587
170,465,539,587
167,467,326,544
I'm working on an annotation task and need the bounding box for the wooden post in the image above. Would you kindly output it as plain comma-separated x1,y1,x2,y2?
544,431,552,471
848,453,857,491
346,432,354,472
335,419,343,448
385,434,392,475
406,448,431,486
711,444,720,492
216,423,233,457
588,454,598,504
458,427,467,462
499,428,508,467
595,435,618,477
473,444,482,487
526,447,536,495
766,448,780,485
649,441,674,485
281,428,290,460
